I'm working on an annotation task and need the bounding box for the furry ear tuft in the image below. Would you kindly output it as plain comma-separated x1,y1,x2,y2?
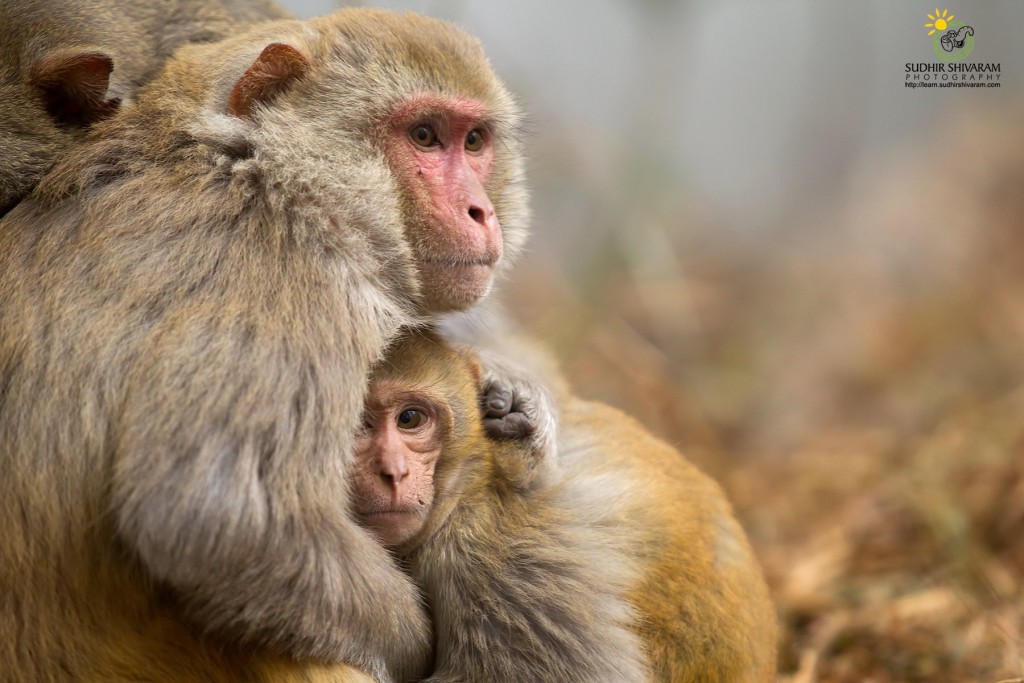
463,356,484,391
30,49,119,127
228,43,310,118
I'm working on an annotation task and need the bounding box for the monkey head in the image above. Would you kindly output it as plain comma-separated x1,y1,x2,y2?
0,48,119,215
351,333,484,547
172,9,529,314
352,332,551,550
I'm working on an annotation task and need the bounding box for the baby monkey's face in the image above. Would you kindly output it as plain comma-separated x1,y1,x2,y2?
352,380,445,547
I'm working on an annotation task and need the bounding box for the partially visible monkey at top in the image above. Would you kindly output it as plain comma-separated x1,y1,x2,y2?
0,8,528,682
0,0,292,215
354,332,779,682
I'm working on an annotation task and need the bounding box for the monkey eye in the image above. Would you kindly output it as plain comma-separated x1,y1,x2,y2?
464,128,485,152
409,124,439,148
396,408,427,430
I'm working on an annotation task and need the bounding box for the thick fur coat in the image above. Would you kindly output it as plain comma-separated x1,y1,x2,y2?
0,10,526,682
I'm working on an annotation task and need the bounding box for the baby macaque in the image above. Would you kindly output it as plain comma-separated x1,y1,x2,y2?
355,332,778,682
0,0,289,214
353,332,647,682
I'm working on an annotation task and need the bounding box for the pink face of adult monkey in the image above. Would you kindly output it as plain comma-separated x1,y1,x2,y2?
383,93,505,310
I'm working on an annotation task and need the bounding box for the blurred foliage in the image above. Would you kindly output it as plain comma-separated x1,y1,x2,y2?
505,106,1024,681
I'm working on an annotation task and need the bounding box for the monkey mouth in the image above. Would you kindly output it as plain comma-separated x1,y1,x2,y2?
420,258,499,287
358,505,425,518
418,256,499,310
362,509,420,517
423,257,497,269
356,506,428,547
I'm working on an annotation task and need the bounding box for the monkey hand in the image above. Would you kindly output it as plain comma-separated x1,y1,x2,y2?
482,383,535,440
478,352,559,474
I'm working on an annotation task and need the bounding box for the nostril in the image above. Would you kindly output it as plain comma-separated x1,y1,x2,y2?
380,468,407,486
468,206,486,225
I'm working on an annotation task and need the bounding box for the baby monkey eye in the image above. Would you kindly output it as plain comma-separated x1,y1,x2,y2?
464,128,485,152
410,124,439,148
396,408,426,430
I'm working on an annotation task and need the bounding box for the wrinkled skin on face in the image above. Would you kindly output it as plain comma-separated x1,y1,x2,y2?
383,94,503,312
351,333,548,549
352,379,448,547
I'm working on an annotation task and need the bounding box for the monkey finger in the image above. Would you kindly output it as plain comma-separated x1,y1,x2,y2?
507,387,535,415
483,412,535,441
481,383,514,418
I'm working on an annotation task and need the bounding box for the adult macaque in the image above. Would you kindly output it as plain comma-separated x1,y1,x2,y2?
0,9,526,681
0,0,290,214
355,332,778,682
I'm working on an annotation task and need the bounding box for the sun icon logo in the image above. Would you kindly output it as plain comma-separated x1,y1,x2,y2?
925,8,954,35
925,9,975,62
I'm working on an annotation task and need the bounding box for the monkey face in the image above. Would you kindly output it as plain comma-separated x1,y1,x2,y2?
352,382,448,547
382,98,501,313
384,94,504,312
353,333,486,549
195,10,527,315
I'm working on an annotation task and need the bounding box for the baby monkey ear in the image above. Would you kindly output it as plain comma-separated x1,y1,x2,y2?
464,356,485,391
30,49,119,127
229,43,310,118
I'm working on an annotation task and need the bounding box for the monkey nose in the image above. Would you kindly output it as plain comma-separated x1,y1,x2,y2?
470,201,499,232
379,459,409,487
467,202,489,226
467,201,501,248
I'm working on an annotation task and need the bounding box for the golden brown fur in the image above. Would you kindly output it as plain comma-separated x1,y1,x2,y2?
0,0,291,214
49,600,374,683
558,400,778,681
370,334,649,682
0,9,527,682
370,332,777,682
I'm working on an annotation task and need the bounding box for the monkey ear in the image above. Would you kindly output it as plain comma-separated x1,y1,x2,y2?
228,43,310,118
29,49,120,127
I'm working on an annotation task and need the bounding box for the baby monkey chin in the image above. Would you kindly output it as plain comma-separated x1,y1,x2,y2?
359,508,427,547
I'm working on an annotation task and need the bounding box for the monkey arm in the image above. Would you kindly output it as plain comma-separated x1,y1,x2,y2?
109,249,430,680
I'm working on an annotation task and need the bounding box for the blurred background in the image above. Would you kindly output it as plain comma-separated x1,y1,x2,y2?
287,1,1024,680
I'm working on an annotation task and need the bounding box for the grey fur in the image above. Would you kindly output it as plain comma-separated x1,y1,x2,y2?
405,434,650,683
